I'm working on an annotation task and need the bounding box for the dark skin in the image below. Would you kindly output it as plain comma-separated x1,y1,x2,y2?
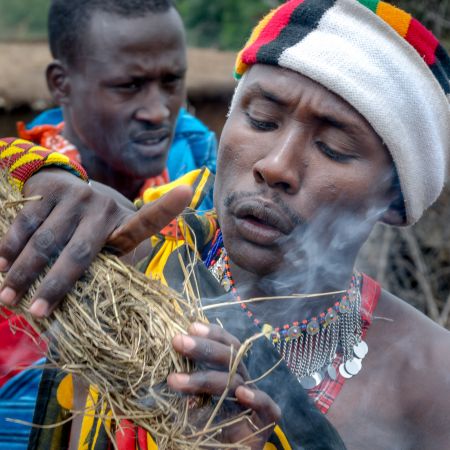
48,8,187,200
1,65,450,448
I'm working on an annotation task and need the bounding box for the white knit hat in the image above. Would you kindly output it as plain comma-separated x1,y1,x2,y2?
235,0,450,225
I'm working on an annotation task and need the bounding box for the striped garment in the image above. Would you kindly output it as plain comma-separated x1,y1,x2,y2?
233,0,450,226
0,137,88,191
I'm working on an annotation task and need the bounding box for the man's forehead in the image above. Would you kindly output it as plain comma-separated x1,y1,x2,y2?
81,9,184,52
74,8,186,71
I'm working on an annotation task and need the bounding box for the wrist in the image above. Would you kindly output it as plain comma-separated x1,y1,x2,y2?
0,137,89,191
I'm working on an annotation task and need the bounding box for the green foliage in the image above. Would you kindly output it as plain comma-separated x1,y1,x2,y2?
0,0,50,40
0,0,448,49
177,0,284,50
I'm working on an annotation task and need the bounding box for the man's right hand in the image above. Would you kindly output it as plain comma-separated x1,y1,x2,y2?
0,169,192,318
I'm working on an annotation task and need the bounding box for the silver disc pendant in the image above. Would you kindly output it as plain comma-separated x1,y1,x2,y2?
327,364,337,381
339,363,353,379
345,358,362,376
353,340,369,359
299,372,323,389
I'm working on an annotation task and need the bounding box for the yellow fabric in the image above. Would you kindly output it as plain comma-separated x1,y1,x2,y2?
56,374,74,410
0,142,25,158
273,426,292,450
376,1,411,37
147,434,159,450
79,386,100,450
145,237,185,287
264,444,277,450
141,168,203,207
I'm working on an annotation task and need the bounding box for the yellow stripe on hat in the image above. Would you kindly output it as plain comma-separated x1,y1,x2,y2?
376,1,411,37
235,8,278,77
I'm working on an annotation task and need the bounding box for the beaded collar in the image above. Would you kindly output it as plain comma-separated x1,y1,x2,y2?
204,230,369,389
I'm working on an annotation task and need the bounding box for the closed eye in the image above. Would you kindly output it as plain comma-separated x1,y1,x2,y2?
316,141,355,162
245,112,278,131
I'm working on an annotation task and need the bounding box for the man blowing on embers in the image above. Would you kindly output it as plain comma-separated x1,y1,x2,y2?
1,0,450,448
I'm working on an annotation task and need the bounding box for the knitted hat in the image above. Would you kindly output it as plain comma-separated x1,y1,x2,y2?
234,0,450,225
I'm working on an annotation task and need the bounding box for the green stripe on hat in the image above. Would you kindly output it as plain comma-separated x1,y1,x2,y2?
358,0,379,13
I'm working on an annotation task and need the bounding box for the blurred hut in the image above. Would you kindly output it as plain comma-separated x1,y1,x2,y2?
0,42,236,137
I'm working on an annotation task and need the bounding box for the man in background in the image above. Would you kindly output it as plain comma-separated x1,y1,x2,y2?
0,0,216,446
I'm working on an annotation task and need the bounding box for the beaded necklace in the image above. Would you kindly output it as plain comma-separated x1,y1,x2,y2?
205,230,369,389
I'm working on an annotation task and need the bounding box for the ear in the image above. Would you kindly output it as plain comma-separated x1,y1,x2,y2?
46,61,71,105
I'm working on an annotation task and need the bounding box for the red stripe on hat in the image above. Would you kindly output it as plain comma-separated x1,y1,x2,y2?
405,18,439,66
244,0,305,64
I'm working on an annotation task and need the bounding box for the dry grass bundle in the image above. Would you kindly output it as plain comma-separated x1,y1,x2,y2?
0,174,228,448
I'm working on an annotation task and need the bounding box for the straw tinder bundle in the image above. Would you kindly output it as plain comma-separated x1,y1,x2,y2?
0,173,231,449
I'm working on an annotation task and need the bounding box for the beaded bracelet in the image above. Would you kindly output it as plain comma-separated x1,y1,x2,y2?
0,137,88,191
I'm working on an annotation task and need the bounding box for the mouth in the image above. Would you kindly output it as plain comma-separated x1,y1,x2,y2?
233,200,295,246
131,130,171,157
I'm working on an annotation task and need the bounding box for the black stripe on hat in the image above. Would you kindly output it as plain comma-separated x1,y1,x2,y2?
256,0,337,65
430,44,450,94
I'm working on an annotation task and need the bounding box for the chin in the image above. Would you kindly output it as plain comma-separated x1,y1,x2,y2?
227,239,284,276
128,159,167,179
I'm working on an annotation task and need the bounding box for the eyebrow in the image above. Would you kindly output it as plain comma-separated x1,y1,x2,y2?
319,114,351,131
248,83,290,107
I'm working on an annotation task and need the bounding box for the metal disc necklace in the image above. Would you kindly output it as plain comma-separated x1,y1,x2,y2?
205,230,369,389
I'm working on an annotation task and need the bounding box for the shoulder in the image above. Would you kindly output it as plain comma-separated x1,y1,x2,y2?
374,290,450,446
175,108,211,135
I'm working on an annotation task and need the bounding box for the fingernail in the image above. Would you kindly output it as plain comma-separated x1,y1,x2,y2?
171,373,190,386
0,287,16,305
238,386,255,401
0,257,9,272
191,322,209,336
181,335,196,351
29,298,49,317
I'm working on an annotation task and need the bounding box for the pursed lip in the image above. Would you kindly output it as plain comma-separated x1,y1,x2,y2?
233,199,296,245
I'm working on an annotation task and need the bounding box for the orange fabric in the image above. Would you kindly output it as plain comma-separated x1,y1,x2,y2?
376,2,411,37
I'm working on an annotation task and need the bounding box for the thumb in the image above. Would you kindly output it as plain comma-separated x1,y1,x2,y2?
107,185,193,255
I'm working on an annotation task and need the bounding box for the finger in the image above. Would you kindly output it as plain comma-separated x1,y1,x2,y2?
236,386,281,426
0,204,79,307
107,185,193,254
188,322,242,351
0,197,55,273
167,370,245,396
172,334,235,370
187,323,249,379
27,212,115,317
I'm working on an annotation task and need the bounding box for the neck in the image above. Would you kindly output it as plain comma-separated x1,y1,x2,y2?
62,126,144,200
228,255,358,327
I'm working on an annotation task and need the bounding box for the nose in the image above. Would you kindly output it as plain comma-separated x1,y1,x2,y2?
253,129,305,194
134,84,170,125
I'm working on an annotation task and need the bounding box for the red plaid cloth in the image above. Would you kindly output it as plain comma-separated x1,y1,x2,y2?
308,273,381,414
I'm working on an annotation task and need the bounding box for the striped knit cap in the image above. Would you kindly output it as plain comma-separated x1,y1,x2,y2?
234,0,450,225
